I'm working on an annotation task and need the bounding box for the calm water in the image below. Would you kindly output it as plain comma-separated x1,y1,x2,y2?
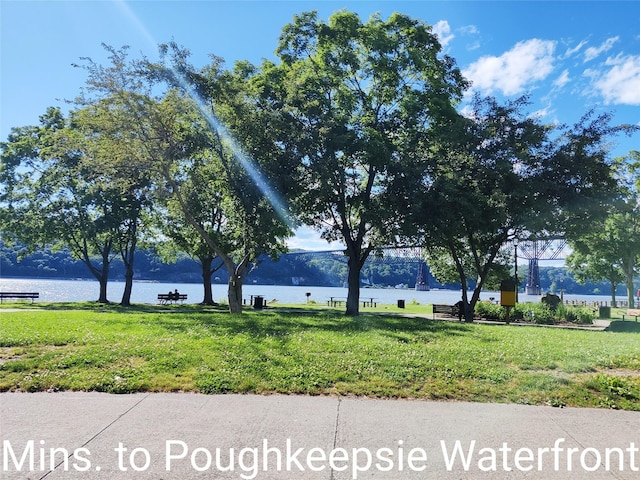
0,277,623,306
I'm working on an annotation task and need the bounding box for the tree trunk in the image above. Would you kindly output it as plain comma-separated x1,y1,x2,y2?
96,248,111,303
467,286,483,323
200,256,216,305
345,254,361,316
120,238,137,307
450,242,474,322
461,283,473,323
610,280,618,308
97,268,109,303
76,240,113,303
121,262,134,306
227,272,243,313
625,263,635,309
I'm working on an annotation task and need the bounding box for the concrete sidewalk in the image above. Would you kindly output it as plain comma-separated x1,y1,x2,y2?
1,392,638,479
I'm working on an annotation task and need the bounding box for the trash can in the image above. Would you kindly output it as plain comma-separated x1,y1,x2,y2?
598,306,610,319
253,296,264,309
397,299,405,308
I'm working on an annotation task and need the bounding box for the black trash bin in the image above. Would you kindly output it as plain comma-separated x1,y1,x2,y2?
253,296,264,309
397,299,405,309
598,306,611,319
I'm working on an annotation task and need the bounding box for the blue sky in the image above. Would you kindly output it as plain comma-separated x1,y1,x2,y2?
2,0,640,250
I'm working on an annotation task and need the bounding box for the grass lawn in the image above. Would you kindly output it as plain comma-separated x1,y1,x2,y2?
1,302,639,410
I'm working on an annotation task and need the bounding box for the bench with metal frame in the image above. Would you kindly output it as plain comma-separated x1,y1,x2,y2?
0,292,39,303
157,293,188,304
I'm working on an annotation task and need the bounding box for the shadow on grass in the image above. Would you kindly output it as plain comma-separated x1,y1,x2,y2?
150,308,474,341
4,301,475,339
606,321,640,333
0,301,227,314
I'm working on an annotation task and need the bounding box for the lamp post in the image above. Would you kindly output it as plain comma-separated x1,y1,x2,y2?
514,239,519,303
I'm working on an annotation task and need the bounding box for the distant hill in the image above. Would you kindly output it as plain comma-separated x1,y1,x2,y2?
0,242,628,295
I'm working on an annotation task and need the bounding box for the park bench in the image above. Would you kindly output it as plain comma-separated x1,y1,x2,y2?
0,292,39,303
432,303,459,319
622,309,640,322
157,293,187,304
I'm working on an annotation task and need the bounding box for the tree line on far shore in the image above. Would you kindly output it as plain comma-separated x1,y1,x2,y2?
1,243,628,299
1,11,638,317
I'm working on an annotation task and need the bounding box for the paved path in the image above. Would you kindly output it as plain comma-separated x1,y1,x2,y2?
2,392,638,479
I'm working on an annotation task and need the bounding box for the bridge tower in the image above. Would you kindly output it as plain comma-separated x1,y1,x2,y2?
415,261,430,291
517,239,568,295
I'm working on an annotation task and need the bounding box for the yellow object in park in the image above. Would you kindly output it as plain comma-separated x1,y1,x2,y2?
500,279,517,307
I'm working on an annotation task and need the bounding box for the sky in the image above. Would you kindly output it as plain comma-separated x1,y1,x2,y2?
2,0,640,250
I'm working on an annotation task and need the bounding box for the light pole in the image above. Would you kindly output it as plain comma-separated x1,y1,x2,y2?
514,239,519,303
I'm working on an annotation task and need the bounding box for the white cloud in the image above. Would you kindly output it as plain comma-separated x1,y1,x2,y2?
562,39,587,59
457,24,480,51
433,20,454,48
553,69,571,89
530,106,552,120
286,226,343,252
459,25,479,36
463,39,556,96
466,41,481,51
592,54,640,105
584,36,619,62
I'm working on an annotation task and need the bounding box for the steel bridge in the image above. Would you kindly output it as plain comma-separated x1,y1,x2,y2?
284,239,571,294
515,239,569,295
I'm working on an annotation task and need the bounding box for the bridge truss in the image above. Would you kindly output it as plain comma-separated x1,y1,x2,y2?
285,240,570,294
515,239,569,295
285,246,428,289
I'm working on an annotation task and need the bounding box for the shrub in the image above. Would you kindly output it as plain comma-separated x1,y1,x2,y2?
474,301,594,325
475,301,550,323
563,306,595,324
474,301,502,320
514,303,554,324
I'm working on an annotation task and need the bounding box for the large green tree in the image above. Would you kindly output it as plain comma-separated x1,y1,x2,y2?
566,233,626,306
0,108,137,303
153,48,295,313
567,152,640,307
154,154,227,306
76,44,293,313
70,103,155,306
265,11,468,315
414,96,625,321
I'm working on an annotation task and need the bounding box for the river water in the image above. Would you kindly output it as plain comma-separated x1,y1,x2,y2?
0,277,625,306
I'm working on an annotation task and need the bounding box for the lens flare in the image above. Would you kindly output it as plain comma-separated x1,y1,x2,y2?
185,91,294,228
115,0,293,229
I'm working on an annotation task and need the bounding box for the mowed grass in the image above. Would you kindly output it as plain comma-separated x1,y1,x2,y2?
1,303,639,410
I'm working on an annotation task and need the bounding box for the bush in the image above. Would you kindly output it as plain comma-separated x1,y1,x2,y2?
474,302,594,325
474,301,502,320
562,306,595,324
505,303,554,324
475,301,552,323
